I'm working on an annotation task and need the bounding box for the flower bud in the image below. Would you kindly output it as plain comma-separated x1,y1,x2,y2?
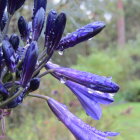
44,10,57,54
21,41,38,87
32,8,45,41
9,34,20,51
47,98,119,140
28,78,40,92
0,0,7,24
18,16,29,41
2,40,16,72
56,21,105,51
8,0,26,15
45,11,66,55
33,0,47,17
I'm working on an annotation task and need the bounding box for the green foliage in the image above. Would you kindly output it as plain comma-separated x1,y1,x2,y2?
6,103,140,140
73,36,140,102
124,80,140,102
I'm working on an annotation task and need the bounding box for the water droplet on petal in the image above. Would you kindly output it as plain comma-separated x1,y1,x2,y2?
88,38,93,41
73,33,77,37
58,50,64,56
60,78,66,84
108,76,112,80
87,88,94,94
108,93,114,98
90,84,95,88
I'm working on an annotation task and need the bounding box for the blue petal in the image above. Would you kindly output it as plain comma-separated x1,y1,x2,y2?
47,98,119,140
55,21,105,51
32,8,45,41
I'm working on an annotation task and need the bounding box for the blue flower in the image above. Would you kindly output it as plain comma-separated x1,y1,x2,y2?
44,11,66,56
47,98,119,140
2,40,16,72
28,78,40,92
32,8,45,41
46,62,119,93
18,16,29,42
55,21,105,51
65,80,114,120
21,41,38,87
8,0,26,15
9,34,20,51
33,0,47,18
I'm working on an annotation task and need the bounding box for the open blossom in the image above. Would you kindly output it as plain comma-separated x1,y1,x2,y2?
65,80,114,120
47,98,119,140
46,62,118,120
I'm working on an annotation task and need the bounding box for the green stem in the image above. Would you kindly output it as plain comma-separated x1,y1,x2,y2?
0,88,23,108
1,116,6,136
37,69,54,78
28,93,50,101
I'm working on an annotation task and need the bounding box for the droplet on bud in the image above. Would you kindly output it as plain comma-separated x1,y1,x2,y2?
58,50,64,56
87,88,94,94
60,78,66,84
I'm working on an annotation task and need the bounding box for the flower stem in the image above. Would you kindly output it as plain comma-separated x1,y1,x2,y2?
1,116,6,136
28,93,50,101
37,69,54,78
0,88,23,108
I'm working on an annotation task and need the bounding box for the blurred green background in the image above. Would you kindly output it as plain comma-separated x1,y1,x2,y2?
3,0,140,140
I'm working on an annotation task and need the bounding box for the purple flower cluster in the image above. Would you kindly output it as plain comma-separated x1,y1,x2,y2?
0,0,120,139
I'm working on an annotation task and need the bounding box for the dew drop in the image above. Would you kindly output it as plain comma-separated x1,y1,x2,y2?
90,84,95,88
107,76,112,80
88,38,93,41
58,50,64,56
87,88,94,94
73,33,77,37
108,93,114,98
60,78,66,84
